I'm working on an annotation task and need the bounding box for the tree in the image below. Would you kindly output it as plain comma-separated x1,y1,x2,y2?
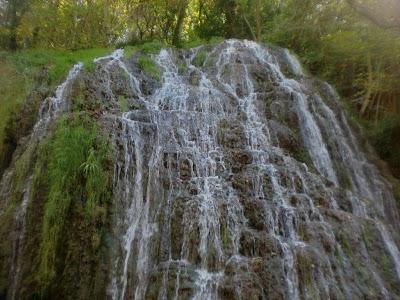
172,0,189,46
2,0,30,49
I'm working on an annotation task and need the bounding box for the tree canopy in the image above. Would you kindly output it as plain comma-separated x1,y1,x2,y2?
1,0,399,118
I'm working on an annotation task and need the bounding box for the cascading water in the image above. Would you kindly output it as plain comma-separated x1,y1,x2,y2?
91,40,400,299
2,39,400,299
34,63,83,137
0,61,83,300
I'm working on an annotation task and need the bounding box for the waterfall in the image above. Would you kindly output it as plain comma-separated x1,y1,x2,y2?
99,40,400,299
2,61,83,299
2,39,400,299
34,63,83,137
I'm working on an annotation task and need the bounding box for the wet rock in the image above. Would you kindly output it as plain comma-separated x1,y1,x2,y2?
179,159,193,181
227,149,253,173
230,174,253,196
239,230,278,257
189,69,201,86
241,198,266,230
3,40,400,300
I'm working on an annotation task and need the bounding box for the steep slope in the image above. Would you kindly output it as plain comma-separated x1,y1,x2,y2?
1,40,400,299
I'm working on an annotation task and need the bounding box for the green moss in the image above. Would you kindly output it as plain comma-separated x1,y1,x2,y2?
0,48,112,174
122,41,166,61
337,166,352,190
72,81,102,112
219,119,229,129
0,203,17,297
220,224,230,249
38,114,112,290
207,36,225,45
138,55,161,81
0,138,38,296
380,254,400,293
298,223,309,242
381,255,391,276
0,57,28,170
205,54,216,67
181,37,224,49
138,41,165,54
296,250,314,289
181,38,206,49
16,141,49,299
177,58,187,75
338,231,351,256
293,146,313,167
355,263,371,285
334,245,345,268
361,223,373,249
118,95,129,112
124,46,137,59
84,61,96,72
73,83,87,110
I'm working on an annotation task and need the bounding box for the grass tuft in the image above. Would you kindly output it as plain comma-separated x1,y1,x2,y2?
138,55,161,81
192,50,207,67
139,41,165,54
118,95,129,112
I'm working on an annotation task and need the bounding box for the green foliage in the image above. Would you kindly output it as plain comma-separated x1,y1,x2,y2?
181,36,225,49
123,41,165,59
118,95,129,112
177,58,187,75
369,115,400,176
138,54,161,81
0,48,112,174
338,230,352,256
9,48,112,85
0,203,17,297
181,38,206,49
192,50,207,67
0,56,27,170
124,46,136,59
138,41,165,54
361,223,373,249
0,141,38,296
296,250,314,288
337,166,352,190
38,114,111,288
207,36,225,45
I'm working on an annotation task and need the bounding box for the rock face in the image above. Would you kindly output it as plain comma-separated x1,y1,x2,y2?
2,40,400,299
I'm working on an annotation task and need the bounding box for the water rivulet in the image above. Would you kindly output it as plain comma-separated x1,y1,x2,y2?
1,40,400,299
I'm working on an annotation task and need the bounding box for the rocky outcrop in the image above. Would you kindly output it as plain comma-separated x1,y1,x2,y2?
1,40,400,299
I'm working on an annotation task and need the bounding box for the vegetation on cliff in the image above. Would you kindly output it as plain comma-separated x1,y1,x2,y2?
38,115,112,294
0,48,112,175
